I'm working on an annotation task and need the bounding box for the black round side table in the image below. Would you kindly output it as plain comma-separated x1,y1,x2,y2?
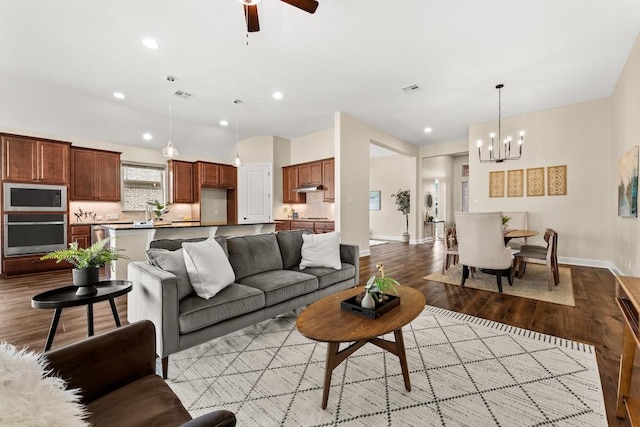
31,280,132,351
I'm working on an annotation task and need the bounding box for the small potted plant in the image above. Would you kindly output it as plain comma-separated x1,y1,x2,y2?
147,199,169,221
41,237,128,296
362,263,400,309
391,189,410,242
502,215,511,231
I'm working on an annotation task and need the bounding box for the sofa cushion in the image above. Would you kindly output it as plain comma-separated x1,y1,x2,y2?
288,263,356,289
300,231,342,270
276,229,312,269
149,236,228,257
178,284,265,334
183,238,235,300
238,270,318,307
146,248,193,300
87,375,191,427
227,233,284,281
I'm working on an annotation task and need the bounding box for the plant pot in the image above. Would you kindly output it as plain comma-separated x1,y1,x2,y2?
401,232,410,243
72,267,100,296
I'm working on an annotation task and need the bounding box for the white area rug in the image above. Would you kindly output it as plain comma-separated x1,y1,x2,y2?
369,240,389,246
167,305,605,426
424,264,575,307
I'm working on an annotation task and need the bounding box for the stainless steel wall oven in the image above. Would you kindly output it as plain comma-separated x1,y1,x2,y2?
4,213,68,256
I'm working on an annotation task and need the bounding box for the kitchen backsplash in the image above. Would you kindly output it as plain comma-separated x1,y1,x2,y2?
284,191,335,220
123,182,163,211
69,201,194,223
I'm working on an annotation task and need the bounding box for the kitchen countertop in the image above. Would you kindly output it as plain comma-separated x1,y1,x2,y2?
275,218,334,222
100,221,275,230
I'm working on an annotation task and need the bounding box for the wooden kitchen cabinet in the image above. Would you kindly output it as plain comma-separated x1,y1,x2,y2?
195,161,236,189
322,158,335,202
283,166,306,204
168,160,194,203
2,134,70,184
70,147,121,201
70,225,91,249
298,161,322,186
219,164,236,188
314,221,335,234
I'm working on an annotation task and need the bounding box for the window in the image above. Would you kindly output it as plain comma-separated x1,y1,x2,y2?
121,162,166,211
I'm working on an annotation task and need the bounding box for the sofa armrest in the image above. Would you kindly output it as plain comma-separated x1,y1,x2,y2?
180,410,237,427
44,320,156,404
340,244,360,285
127,261,181,358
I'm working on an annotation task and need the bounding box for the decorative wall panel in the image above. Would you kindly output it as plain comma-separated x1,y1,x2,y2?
527,167,545,196
489,171,505,198
547,165,567,196
507,169,524,197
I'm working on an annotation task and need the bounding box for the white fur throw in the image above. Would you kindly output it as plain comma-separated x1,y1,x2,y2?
0,343,89,427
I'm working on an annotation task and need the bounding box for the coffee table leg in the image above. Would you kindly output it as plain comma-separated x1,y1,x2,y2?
86,303,94,336
109,298,121,327
322,342,340,409
394,328,411,391
44,308,62,351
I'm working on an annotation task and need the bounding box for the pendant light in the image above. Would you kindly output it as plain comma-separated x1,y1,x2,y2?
162,76,180,158
232,99,243,167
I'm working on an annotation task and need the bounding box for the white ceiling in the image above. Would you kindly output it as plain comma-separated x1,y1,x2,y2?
1,0,638,159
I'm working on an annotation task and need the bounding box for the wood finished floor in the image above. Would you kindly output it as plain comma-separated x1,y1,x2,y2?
0,240,634,426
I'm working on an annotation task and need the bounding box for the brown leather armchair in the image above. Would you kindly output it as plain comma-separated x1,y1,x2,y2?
45,320,236,427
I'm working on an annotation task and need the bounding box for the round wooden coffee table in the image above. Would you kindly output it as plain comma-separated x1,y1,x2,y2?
297,286,426,409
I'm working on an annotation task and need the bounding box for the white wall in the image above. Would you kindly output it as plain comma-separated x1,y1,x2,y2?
469,97,614,264
290,128,334,164
335,113,419,254
452,155,469,213
612,33,640,276
369,154,414,240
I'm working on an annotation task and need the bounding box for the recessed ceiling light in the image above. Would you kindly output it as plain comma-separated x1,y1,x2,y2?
219,120,229,127
142,38,159,49
424,127,432,133
113,92,125,99
143,133,152,141
272,91,283,100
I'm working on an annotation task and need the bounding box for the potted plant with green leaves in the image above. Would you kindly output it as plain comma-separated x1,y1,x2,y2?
147,199,169,221
362,263,400,309
502,215,511,232
391,189,411,242
40,237,128,296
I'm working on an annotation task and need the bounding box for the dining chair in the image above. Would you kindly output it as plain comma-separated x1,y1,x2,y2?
455,212,513,293
442,226,459,273
502,211,528,249
513,229,558,290
521,228,559,284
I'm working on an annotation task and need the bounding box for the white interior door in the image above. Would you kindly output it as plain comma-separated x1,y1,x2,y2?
238,163,272,224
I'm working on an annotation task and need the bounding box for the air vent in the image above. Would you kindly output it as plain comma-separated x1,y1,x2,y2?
173,90,193,100
401,84,421,94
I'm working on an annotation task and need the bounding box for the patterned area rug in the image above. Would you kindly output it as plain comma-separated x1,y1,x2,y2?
167,305,605,426
424,264,575,307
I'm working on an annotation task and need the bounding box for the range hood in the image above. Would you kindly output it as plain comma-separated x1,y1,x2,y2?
294,184,322,193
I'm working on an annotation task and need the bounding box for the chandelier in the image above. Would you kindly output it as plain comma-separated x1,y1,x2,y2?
477,84,525,163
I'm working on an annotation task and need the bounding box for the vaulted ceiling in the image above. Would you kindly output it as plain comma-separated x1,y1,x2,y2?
1,0,638,158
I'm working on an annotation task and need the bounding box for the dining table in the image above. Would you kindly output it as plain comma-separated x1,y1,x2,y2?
503,229,539,244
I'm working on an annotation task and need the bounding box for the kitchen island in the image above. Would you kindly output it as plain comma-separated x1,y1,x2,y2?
102,221,275,280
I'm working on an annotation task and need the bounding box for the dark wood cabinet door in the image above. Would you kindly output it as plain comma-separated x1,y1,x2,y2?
38,141,69,184
2,135,37,182
70,149,96,200
96,151,121,201
298,162,322,186
170,160,193,203
70,225,91,249
219,165,236,188
283,166,305,204
322,158,335,202
199,162,220,187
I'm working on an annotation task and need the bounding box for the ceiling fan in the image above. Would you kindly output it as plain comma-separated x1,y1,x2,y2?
240,0,319,33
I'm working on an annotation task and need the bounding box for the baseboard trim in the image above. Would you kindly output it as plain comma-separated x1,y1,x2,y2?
558,257,620,276
370,235,402,242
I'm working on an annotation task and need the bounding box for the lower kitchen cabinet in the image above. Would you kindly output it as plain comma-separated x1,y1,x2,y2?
277,220,334,234
2,255,70,276
70,225,91,249
314,221,335,234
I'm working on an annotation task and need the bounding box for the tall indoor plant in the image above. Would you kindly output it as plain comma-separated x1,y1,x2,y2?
41,237,128,296
391,189,411,242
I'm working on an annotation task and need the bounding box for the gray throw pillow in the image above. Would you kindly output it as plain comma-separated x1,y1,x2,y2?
146,248,193,300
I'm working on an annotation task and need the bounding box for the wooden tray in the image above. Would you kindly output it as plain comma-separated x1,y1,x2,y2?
341,293,400,319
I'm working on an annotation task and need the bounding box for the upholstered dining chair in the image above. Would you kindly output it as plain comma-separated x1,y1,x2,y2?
455,212,514,293
516,229,559,288
502,211,528,249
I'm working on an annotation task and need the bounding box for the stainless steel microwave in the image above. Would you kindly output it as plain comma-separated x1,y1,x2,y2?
3,183,67,212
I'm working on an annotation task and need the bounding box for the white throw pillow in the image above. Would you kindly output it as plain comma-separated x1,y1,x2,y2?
299,231,342,270
182,238,235,299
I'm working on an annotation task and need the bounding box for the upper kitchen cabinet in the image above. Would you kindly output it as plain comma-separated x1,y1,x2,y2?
283,165,305,204
195,161,236,189
298,161,322,186
322,158,335,202
168,160,194,203
2,134,70,185
70,147,121,201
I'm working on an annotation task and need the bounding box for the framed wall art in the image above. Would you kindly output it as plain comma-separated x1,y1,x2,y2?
489,171,505,198
526,167,545,196
618,145,638,217
507,169,524,197
547,165,567,196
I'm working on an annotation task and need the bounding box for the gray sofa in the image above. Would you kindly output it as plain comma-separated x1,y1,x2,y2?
127,230,359,377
